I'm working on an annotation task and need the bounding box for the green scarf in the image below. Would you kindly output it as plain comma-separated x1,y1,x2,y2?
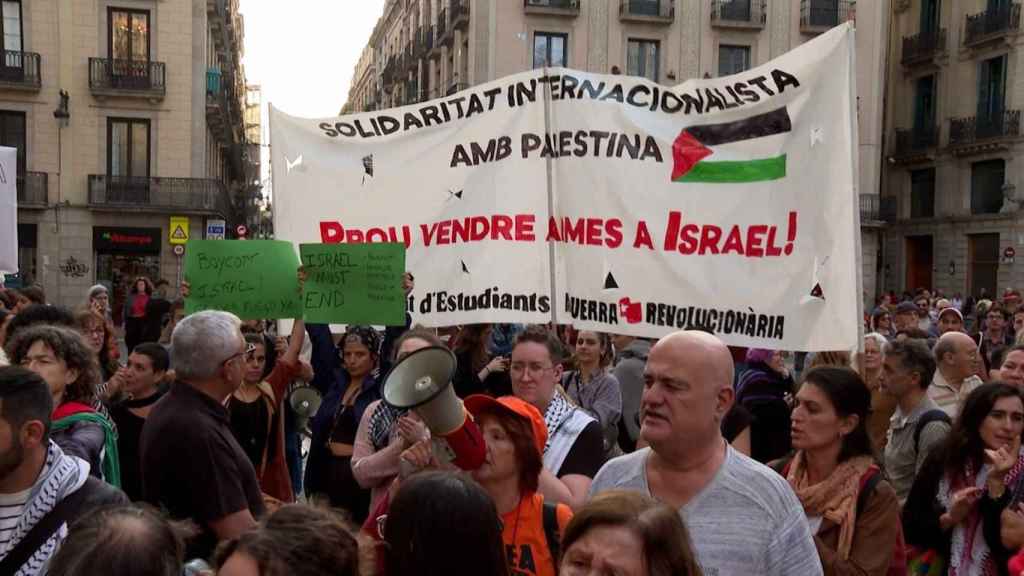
51,412,121,488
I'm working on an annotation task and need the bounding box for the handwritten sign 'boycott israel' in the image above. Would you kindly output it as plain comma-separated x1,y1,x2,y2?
270,24,860,351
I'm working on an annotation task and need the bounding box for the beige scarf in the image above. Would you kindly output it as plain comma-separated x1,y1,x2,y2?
786,452,874,560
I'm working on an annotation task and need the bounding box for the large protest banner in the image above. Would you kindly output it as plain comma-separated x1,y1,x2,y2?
0,147,17,274
271,24,859,350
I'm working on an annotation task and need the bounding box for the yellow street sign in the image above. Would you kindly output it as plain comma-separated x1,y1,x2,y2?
170,216,189,245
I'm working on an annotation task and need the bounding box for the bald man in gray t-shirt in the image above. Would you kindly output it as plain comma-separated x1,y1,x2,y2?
588,331,821,576
590,446,821,575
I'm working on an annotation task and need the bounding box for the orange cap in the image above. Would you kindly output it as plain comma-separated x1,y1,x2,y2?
464,395,547,457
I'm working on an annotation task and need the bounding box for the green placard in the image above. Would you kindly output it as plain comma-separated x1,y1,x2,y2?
184,240,302,320
299,243,406,325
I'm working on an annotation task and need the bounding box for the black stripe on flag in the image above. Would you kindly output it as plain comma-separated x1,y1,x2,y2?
685,107,792,147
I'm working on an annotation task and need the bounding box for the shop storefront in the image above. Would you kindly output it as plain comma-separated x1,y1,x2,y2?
93,227,161,326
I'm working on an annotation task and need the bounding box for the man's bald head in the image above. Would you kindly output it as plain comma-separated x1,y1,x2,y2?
934,331,979,383
652,331,735,391
641,331,735,455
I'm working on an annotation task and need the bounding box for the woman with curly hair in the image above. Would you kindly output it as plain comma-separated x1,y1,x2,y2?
5,324,120,486
75,309,126,398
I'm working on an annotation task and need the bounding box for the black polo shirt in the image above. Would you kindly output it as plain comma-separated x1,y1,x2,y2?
140,381,265,560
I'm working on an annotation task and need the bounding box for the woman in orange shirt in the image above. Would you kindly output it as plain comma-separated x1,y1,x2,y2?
465,395,573,576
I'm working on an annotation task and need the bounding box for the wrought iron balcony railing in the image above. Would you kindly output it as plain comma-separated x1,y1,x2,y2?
524,0,581,17
893,125,940,157
964,3,1021,46
901,28,947,65
710,0,767,27
88,175,232,218
949,109,1021,148
16,172,47,205
619,0,674,22
0,50,41,89
89,58,166,97
800,0,854,32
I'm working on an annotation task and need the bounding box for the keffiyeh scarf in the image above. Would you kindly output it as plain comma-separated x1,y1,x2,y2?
367,401,407,451
0,441,89,576
542,393,575,455
939,447,1024,576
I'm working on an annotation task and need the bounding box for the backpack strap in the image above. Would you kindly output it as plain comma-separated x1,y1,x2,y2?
913,409,952,454
856,467,882,515
0,479,95,574
542,500,562,563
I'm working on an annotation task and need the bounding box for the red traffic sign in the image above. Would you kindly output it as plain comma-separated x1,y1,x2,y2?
1006,247,1017,259
236,225,248,237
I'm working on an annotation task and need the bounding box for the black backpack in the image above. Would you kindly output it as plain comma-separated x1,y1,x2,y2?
912,409,952,454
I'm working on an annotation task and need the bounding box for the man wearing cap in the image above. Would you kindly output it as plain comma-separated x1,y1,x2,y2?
937,307,965,336
589,330,821,575
894,302,920,333
466,395,573,576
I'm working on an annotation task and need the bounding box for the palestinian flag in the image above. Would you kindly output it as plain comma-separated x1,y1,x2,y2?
672,107,792,183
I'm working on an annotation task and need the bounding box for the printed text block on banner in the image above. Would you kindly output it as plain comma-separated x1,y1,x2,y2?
184,240,302,320
299,243,406,325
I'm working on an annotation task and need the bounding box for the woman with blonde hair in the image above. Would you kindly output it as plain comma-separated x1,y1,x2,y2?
560,490,703,576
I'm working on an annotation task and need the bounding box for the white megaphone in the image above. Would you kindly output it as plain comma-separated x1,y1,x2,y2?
382,346,486,470
289,386,322,437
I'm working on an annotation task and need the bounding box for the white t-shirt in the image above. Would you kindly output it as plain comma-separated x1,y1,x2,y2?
0,487,31,552
589,445,823,576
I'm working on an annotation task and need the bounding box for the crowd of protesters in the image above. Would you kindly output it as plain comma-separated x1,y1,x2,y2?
6,277,1024,575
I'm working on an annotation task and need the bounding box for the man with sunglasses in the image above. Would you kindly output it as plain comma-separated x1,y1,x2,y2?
140,310,265,560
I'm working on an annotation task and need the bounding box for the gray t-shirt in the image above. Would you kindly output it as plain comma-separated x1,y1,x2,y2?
589,446,823,576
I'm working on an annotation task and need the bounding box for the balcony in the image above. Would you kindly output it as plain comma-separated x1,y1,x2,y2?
949,109,1021,154
619,0,673,23
524,0,581,17
427,25,443,59
88,175,232,218
0,51,41,91
901,28,947,66
16,172,47,207
437,8,452,47
382,58,396,91
710,0,767,28
964,3,1021,48
892,125,939,162
451,0,470,30
89,58,166,100
859,194,895,225
800,0,854,34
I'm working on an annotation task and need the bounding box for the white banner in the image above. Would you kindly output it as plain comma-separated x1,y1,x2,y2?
0,147,17,274
271,24,859,350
